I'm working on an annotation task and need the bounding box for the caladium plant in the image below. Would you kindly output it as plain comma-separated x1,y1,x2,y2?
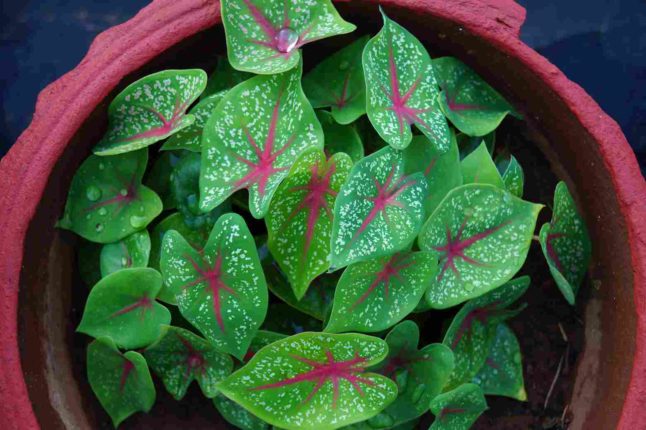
429,383,488,430
317,110,365,163
145,150,182,209
202,56,253,99
460,142,504,188
99,230,151,278
497,155,525,198
214,395,269,430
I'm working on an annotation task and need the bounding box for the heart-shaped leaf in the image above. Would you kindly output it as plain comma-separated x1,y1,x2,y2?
325,251,437,333
100,230,151,277
539,181,591,304
200,62,324,218
266,148,352,299
221,0,356,75
87,337,156,427
60,149,162,243
94,69,207,155
473,323,527,401
303,36,368,124
317,110,365,163
262,303,323,334
460,142,504,188
214,395,270,430
434,56,516,137
456,131,495,160
160,213,268,359
162,92,226,152
331,146,428,269
144,325,233,400
203,56,253,98
442,277,529,391
78,240,102,287
145,151,183,209
370,321,455,426
499,155,524,198
429,383,487,430
216,332,397,430
363,11,450,151
77,268,171,349
418,184,542,309
243,329,288,362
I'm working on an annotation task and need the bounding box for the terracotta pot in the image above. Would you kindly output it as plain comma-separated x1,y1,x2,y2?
1,0,645,428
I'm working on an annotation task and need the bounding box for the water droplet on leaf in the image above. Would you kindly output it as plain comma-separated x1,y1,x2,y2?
129,215,147,229
98,208,108,216
275,28,299,53
85,186,101,202
120,188,128,196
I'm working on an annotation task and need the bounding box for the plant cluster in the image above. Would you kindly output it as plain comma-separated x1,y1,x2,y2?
60,1,591,428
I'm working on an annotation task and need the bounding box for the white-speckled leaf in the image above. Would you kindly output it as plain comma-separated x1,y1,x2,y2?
100,230,151,277
162,92,226,152
214,395,270,430
429,383,487,430
499,155,524,198
460,142,504,188
243,330,289,362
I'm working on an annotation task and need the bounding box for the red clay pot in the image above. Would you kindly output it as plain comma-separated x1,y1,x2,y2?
1,0,645,429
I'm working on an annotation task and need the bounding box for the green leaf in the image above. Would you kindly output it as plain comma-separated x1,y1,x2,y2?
499,155,524,198
162,92,226,152
303,37,368,124
100,230,151,277
221,0,356,75
460,142,504,188
203,56,253,98
317,110,365,163
434,56,516,137
266,148,352,299
243,329,289,362
94,69,207,155
87,337,156,427
214,395,270,430
60,149,162,243
200,61,324,219
262,303,323,334
418,184,542,309
77,268,171,349
473,323,526,401
456,132,495,160
325,251,437,333
363,11,450,151
144,325,233,400
539,181,591,304
442,276,529,391
331,146,428,269
216,332,397,430
429,383,487,430
160,213,268,359
145,151,183,209
370,321,455,426
78,240,102,287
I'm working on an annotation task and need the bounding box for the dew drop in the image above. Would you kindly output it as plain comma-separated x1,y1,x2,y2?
412,383,426,403
95,223,104,232
130,215,147,229
275,28,299,53
339,60,350,70
120,188,128,196
98,208,108,216
85,185,102,202
368,413,394,428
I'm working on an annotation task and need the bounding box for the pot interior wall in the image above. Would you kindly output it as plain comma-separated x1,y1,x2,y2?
18,2,636,429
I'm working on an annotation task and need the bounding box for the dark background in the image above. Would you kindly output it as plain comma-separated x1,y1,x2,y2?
1,0,645,173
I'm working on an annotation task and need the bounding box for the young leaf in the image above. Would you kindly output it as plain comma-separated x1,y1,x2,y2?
87,337,156,427
363,11,450,151
78,240,102,287
266,148,352,299
200,61,324,218
500,155,524,198
216,332,398,430
442,276,529,391
94,69,207,155
144,325,233,400
162,92,226,152
429,383,487,430
243,330,288,362
303,37,368,124
539,181,592,304
214,395,270,430
456,131,495,160
370,321,455,426
262,303,323,334
100,230,151,277
434,56,516,137
418,184,542,309
203,56,253,98
325,251,437,333
145,151,182,209
473,323,527,401
317,110,365,163
160,213,268,359
331,146,428,269
77,268,171,349
460,142,504,188
221,0,356,75
60,149,162,243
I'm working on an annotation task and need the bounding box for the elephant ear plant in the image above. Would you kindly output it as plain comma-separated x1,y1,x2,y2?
59,2,592,428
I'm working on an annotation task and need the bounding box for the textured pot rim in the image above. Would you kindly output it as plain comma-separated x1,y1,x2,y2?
0,0,644,428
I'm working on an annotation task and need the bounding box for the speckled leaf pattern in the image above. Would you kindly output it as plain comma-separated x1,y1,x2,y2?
472,323,526,401
363,11,450,151
214,395,269,430
145,151,182,209
429,383,487,430
460,142,504,188
434,56,516,137
266,148,352,299
499,155,524,198
144,325,233,400
160,213,268,359
370,321,455,426
317,110,365,163
100,230,151,277
331,146,428,269
60,149,162,244
418,184,542,309
539,182,591,304
221,0,355,74
216,332,397,430
162,92,226,152
203,56,253,98
94,69,207,155
77,268,171,349
304,37,368,124
442,277,529,391
403,134,462,217
87,337,156,427
200,62,324,218
244,330,289,362
325,251,437,333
